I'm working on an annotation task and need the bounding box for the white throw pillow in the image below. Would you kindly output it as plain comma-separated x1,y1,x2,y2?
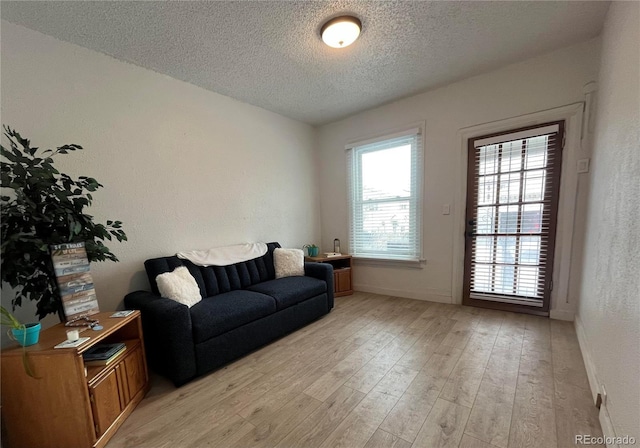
156,266,202,307
274,248,305,279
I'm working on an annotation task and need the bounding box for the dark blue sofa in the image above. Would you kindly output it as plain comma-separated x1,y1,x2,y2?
124,242,334,386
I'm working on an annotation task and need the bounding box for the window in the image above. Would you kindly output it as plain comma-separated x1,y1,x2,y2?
347,128,423,261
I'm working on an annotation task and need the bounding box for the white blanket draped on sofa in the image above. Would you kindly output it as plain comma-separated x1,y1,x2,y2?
177,242,268,267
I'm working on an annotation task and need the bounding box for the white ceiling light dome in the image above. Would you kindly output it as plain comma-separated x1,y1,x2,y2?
321,16,362,48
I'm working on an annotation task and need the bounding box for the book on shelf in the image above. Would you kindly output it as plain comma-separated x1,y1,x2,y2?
84,346,127,366
82,342,126,365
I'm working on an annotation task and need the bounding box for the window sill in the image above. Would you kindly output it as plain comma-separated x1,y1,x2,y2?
352,256,426,269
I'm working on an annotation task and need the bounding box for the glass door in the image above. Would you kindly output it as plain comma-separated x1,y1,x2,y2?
463,122,564,314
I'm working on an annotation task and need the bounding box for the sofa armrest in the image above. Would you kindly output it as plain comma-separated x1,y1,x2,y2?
124,290,197,386
304,262,334,309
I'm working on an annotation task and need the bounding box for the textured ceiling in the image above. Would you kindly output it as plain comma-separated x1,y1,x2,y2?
1,1,609,125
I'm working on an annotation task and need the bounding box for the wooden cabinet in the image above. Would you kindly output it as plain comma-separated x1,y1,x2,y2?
305,254,353,297
1,311,149,448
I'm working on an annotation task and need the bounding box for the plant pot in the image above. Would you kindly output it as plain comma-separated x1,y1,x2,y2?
308,247,319,257
9,322,41,347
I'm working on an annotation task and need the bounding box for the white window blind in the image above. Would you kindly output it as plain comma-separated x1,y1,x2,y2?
347,130,423,261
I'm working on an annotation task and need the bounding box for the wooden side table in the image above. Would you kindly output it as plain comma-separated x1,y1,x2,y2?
305,254,353,297
1,311,149,448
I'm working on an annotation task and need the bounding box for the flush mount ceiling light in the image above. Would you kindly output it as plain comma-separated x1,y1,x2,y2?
321,16,362,48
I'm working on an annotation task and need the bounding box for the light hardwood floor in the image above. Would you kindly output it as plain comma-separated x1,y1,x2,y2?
107,292,603,448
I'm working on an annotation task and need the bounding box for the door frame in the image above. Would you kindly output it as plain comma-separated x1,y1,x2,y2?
462,121,564,315
452,102,588,319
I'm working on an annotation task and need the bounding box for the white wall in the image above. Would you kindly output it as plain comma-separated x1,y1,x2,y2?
0,21,320,329
575,1,640,442
317,38,601,315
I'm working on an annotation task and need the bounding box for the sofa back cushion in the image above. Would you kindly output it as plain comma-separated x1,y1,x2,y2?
145,242,281,298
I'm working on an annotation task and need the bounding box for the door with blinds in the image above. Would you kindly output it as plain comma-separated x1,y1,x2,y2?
463,122,564,314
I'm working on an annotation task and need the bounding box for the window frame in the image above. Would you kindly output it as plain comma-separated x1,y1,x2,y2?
346,127,424,263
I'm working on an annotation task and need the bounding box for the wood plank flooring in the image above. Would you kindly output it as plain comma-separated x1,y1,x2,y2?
107,292,603,448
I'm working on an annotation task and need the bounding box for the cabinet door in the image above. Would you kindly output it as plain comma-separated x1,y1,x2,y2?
115,363,130,409
124,345,147,400
89,368,122,437
334,268,351,293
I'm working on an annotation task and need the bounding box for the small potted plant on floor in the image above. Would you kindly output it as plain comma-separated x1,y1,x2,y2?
1,126,127,321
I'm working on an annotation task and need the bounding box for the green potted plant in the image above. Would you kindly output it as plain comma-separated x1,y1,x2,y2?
303,244,319,257
1,306,40,347
1,306,39,377
1,126,127,321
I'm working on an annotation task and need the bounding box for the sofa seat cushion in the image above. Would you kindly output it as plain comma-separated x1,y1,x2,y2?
190,290,276,343
246,276,326,310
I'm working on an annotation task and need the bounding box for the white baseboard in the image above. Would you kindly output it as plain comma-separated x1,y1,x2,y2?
599,403,620,448
550,309,575,321
574,314,600,403
352,284,452,304
574,315,623,448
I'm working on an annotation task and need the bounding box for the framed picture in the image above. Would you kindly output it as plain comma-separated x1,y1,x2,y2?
50,242,100,321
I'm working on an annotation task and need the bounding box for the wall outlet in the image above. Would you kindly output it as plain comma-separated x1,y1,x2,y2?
442,204,450,215
577,158,590,173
